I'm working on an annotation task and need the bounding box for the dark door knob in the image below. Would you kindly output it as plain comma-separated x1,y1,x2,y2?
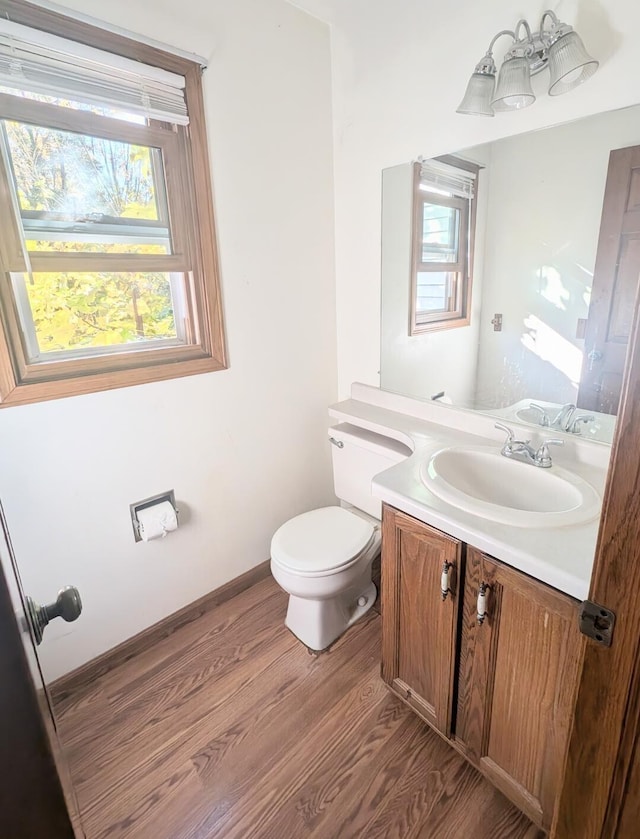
25,586,83,645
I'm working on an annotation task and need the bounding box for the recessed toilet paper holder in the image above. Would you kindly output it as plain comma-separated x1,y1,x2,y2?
130,490,178,543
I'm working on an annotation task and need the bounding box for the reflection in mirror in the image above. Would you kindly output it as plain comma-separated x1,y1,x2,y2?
410,157,478,333
380,105,640,444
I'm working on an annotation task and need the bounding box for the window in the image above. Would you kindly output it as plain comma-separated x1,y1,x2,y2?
410,156,479,335
0,5,226,405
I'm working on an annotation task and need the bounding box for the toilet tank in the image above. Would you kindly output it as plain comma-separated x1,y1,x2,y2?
329,423,412,518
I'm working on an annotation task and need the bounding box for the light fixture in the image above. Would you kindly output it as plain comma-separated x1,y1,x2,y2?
457,10,598,117
492,21,536,112
456,50,497,117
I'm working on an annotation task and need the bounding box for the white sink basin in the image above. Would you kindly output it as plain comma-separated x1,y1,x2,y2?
420,445,601,528
515,406,547,425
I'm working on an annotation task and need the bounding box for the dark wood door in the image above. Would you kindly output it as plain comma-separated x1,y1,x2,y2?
553,274,640,837
380,504,462,735
455,548,582,831
578,145,640,414
0,506,79,837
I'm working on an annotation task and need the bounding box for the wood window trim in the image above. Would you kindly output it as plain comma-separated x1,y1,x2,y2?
409,155,479,336
0,0,227,407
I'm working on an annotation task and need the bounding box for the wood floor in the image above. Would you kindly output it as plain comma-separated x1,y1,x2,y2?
54,576,542,839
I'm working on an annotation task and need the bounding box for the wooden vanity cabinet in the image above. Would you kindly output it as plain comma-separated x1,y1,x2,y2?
380,505,583,831
455,547,583,829
381,506,462,736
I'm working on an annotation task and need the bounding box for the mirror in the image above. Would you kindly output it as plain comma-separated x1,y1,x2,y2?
380,104,640,443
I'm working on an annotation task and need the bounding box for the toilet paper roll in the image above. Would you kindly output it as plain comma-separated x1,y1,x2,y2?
137,500,178,542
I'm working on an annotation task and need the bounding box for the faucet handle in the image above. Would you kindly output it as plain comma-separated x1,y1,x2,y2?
534,438,564,467
494,422,515,447
494,421,515,438
494,422,529,454
569,414,595,434
529,403,551,427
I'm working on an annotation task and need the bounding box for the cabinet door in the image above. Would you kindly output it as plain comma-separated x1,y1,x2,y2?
455,547,583,830
380,505,462,736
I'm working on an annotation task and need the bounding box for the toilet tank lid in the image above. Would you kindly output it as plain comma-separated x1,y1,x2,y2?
329,423,413,462
271,506,375,573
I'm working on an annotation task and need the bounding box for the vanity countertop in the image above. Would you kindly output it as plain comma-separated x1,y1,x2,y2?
330,385,612,601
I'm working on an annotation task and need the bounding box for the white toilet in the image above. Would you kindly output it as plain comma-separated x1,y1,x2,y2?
270,423,411,651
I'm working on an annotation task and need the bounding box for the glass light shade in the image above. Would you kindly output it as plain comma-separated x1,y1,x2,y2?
492,56,535,111
456,73,495,117
547,31,599,96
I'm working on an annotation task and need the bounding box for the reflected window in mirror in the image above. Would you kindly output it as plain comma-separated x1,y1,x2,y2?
411,156,479,334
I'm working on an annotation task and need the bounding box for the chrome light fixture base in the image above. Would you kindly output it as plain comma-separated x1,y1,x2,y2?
509,32,549,76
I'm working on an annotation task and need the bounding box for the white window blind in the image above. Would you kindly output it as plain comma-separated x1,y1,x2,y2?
420,159,476,200
0,18,189,125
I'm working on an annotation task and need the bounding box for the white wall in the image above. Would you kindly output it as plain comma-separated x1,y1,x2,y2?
0,0,337,681
321,0,640,397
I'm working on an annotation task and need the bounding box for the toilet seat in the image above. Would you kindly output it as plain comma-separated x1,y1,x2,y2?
271,506,376,576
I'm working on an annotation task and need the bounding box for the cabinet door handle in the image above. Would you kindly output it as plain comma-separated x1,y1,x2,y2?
441,561,453,601
477,582,490,625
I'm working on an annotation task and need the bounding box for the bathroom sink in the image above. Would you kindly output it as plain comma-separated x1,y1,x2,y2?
515,406,549,425
420,445,601,528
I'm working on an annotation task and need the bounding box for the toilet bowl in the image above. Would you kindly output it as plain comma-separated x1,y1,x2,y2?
270,422,411,651
270,505,381,651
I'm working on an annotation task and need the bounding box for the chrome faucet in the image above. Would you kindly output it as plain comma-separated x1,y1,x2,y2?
551,403,576,431
495,422,564,468
523,402,595,434
549,403,595,434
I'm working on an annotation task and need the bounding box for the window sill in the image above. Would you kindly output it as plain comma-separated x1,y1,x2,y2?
0,351,227,407
410,315,471,336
